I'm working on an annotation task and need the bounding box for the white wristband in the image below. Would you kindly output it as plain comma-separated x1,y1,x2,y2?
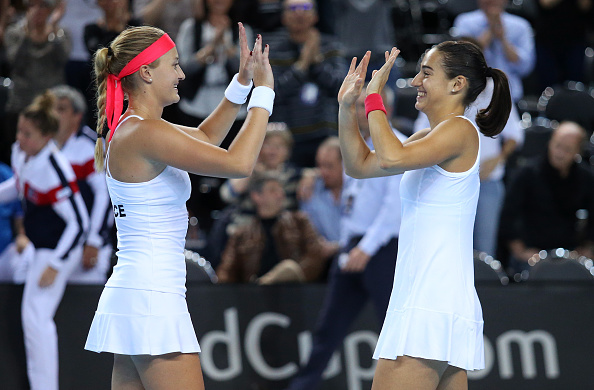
224,73,253,104
247,86,275,116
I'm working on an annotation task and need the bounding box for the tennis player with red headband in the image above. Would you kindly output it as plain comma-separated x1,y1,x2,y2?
84,24,274,389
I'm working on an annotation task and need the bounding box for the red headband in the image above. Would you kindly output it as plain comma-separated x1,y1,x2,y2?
105,34,176,141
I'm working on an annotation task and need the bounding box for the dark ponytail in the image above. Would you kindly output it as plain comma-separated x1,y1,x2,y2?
435,40,512,138
475,68,512,137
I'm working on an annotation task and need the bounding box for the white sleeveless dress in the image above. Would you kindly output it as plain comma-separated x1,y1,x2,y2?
85,115,200,355
373,116,484,370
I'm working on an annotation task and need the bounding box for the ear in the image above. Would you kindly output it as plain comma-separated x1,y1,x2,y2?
451,76,468,94
138,65,153,84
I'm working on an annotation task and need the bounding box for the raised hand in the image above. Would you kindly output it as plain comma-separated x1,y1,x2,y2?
337,51,370,107
252,34,274,89
366,47,399,95
237,22,255,86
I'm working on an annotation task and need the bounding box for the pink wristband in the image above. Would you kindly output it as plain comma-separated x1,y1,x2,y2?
364,93,387,118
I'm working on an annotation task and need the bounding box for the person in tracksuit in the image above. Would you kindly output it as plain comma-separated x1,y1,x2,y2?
0,91,89,390
51,85,113,284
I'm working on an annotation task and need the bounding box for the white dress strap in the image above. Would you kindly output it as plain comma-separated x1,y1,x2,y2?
105,115,144,178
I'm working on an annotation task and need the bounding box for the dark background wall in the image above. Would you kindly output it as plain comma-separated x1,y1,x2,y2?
0,282,592,390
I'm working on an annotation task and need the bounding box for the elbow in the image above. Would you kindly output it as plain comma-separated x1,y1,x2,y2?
344,165,365,179
378,156,397,171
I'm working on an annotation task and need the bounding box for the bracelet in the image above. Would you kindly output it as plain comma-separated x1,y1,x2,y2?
247,86,275,116
224,73,253,104
364,93,387,118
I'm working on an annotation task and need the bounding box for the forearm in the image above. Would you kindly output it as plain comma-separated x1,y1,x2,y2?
224,108,270,176
501,38,519,63
338,105,385,178
197,98,243,146
368,110,406,173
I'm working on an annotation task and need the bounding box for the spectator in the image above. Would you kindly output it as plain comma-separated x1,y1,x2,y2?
298,136,342,247
286,86,403,390
413,77,523,256
500,121,594,276
175,0,254,233
0,161,29,283
60,0,102,125
83,0,141,58
2,0,71,163
217,171,327,284
0,91,89,390
453,0,535,103
132,0,203,41
206,125,302,268
533,0,594,90
51,85,113,284
267,0,348,168
329,0,398,102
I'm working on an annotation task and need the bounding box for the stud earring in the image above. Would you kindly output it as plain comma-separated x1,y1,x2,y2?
149,78,153,82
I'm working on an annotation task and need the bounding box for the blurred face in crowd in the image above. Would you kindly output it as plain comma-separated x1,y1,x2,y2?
547,122,584,175
27,0,54,29
54,97,82,136
478,0,507,14
251,180,286,218
206,0,233,15
282,0,318,33
16,116,52,157
316,146,342,191
259,134,290,170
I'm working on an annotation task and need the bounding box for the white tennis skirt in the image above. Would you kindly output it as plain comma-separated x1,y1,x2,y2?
85,287,200,355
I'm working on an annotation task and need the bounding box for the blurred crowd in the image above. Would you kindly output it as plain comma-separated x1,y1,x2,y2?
1,0,594,287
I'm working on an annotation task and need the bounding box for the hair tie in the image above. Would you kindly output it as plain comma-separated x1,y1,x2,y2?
485,67,493,78
107,46,114,57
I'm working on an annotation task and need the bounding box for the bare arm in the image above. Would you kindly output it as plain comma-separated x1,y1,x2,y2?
337,53,392,179
169,23,255,146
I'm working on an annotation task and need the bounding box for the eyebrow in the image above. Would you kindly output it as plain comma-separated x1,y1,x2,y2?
421,65,434,72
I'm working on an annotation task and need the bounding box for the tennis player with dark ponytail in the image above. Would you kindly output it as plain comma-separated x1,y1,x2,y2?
338,41,511,389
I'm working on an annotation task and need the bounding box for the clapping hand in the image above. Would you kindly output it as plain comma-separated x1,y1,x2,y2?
366,47,400,95
237,22,254,86
337,51,370,107
251,34,274,89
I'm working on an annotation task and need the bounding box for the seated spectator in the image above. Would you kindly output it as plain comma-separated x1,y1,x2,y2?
298,136,342,250
452,0,535,103
500,121,594,276
216,171,327,284
206,125,302,268
267,0,348,168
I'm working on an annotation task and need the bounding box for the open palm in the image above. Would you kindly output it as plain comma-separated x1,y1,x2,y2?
366,48,400,95
338,51,370,106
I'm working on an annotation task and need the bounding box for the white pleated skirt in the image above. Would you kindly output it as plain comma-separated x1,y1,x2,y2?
85,287,200,355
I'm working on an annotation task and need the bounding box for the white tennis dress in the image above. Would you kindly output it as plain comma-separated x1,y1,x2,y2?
85,115,200,355
373,116,484,370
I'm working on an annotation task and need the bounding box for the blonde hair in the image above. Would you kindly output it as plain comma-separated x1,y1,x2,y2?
22,90,59,136
93,26,166,171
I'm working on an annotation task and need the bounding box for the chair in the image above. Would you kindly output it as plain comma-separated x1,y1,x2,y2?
538,83,594,134
185,250,218,284
505,118,555,181
474,250,509,285
528,249,594,282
